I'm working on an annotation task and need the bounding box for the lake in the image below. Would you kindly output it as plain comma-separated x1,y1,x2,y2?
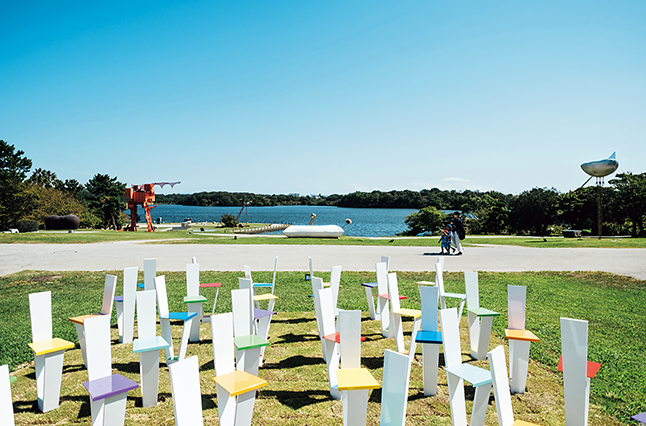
148,205,417,237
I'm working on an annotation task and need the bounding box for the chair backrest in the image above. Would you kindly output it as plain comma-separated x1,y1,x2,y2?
381,256,390,272
439,308,462,368
136,290,158,339
488,345,516,426
437,256,445,269
311,277,326,338
100,275,117,315
561,317,588,426
338,310,361,370
169,356,204,425
244,265,252,280
309,257,314,278
29,291,52,343
465,271,479,310
0,364,14,426
330,266,342,308
143,258,157,291
238,277,255,311
84,315,112,381
387,272,401,312
211,312,235,376
376,262,388,295
155,276,170,318
186,262,200,297
231,288,253,337
316,288,336,338
271,256,279,288
380,349,411,426
507,285,526,330
420,286,439,332
435,262,445,295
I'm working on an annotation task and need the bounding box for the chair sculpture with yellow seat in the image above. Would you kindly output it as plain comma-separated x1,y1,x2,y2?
505,285,540,394
387,272,421,360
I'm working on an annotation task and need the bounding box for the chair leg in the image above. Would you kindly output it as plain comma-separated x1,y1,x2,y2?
509,339,531,394
392,314,404,353
35,351,66,413
364,287,376,320
74,322,88,368
470,383,492,426
177,317,193,362
160,318,175,363
422,343,440,396
187,302,202,342
447,373,467,426
234,389,257,426
139,350,160,408
408,317,421,362
115,301,124,343
342,389,370,426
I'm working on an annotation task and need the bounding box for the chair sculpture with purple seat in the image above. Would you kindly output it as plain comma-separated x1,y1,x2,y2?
505,285,540,394
81,315,138,426
465,271,500,361
114,266,138,344
361,256,390,320
632,413,646,424
28,291,75,412
414,285,443,396
1,364,15,426
68,274,117,367
184,262,207,342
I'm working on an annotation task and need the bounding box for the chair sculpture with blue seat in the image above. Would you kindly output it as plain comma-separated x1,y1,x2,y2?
155,275,198,365
68,274,117,367
440,307,492,426
414,285,443,396
488,345,541,426
169,356,204,426
184,262,207,342
28,290,75,412
436,261,466,320
132,290,170,407
238,278,276,366
505,285,540,394
387,272,421,360
231,288,270,376
465,271,500,360
1,364,15,426
114,266,138,344
211,312,268,426
81,315,139,426
361,256,390,320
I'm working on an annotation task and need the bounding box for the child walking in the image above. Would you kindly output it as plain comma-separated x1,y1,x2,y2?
439,224,453,254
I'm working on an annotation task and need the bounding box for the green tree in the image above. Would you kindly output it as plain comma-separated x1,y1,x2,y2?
399,206,445,236
609,172,646,236
0,140,32,230
509,187,559,235
85,174,126,230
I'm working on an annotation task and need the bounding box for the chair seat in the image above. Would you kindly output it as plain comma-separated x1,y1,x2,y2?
133,336,170,353
361,282,377,288
10,376,16,385
114,295,124,302
68,314,102,324
467,307,500,317
631,412,646,423
83,373,139,402
445,363,492,387
254,294,279,301
378,294,407,301
199,282,221,288
323,332,367,344
183,295,207,304
415,281,435,286
443,292,466,300
415,330,442,344
337,368,380,391
557,356,601,378
137,283,144,289
214,370,268,397
234,335,270,350
512,421,541,426
394,308,421,318
29,338,74,356
166,311,198,321
254,308,275,320
505,329,540,342
253,283,273,288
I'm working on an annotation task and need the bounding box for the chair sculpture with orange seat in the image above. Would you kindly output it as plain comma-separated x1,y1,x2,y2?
505,285,540,394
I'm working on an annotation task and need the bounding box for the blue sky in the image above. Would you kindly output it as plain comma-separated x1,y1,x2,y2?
1,1,645,196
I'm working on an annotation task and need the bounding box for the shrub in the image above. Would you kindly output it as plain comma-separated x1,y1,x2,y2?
220,214,238,228
17,220,39,232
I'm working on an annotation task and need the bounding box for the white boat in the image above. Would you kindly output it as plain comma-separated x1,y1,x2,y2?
283,225,344,238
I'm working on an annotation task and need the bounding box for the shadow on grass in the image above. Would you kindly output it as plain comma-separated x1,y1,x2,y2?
272,317,315,325
112,360,140,374
260,389,331,409
273,333,319,344
262,355,324,369
130,392,173,408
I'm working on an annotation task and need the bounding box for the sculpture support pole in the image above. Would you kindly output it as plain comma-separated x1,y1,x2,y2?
597,179,603,240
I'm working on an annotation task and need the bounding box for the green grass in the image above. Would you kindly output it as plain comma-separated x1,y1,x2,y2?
1,270,644,424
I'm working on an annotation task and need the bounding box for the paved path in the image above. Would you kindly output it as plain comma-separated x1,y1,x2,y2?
2,242,646,279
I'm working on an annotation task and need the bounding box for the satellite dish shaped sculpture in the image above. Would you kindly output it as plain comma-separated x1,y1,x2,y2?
580,153,618,239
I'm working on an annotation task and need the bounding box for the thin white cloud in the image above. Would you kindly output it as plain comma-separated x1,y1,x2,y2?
443,177,471,183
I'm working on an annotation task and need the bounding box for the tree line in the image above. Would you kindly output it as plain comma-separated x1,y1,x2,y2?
2,140,645,236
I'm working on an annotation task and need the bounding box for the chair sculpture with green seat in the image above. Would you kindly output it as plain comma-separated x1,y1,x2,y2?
114,266,138,344
169,356,204,426
440,307,492,426
68,274,117,368
465,271,500,360
184,262,207,342
238,278,276,366
1,364,15,425
81,315,139,426
361,255,390,320
414,285,443,396
132,290,170,408
28,291,75,412
436,260,466,319
505,285,540,394
231,288,270,376
155,275,198,365
488,345,541,426
387,272,421,360
211,312,268,426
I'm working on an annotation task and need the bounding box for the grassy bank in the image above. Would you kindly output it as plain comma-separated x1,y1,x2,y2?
1,270,644,424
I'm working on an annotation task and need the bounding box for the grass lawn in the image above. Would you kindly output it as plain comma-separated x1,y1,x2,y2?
1,269,644,424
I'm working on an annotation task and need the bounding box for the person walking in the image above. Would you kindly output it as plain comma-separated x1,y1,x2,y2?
451,212,464,255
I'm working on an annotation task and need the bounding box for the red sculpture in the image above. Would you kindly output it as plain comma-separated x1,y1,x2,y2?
124,182,180,232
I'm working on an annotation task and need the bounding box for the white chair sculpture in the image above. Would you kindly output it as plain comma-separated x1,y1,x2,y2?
155,276,198,365
239,278,276,366
560,317,601,426
414,285,443,396
81,315,139,426
375,262,395,337
308,257,331,287
69,274,117,367
379,349,413,426
184,262,207,342
465,271,500,360
114,266,138,344
314,287,342,399
231,288,270,376
335,309,380,426
361,256,390,320
28,291,75,412
211,312,268,426
505,285,540,394
1,364,15,426
250,256,278,297
436,261,466,319
488,345,541,426
132,290,170,407
169,356,204,426
440,307,492,426
200,282,222,323
311,277,331,363
387,272,421,360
